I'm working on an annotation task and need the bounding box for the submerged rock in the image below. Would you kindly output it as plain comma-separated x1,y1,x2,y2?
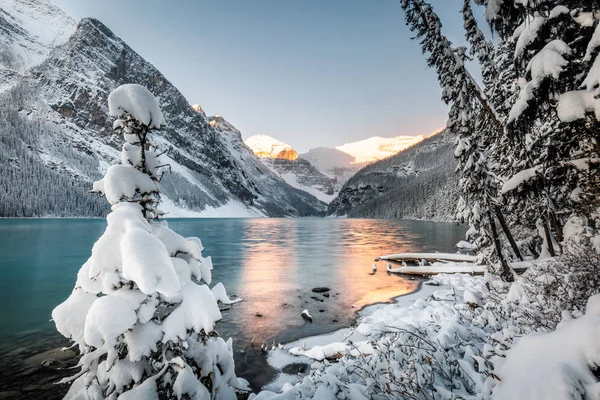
311,287,330,293
282,363,309,375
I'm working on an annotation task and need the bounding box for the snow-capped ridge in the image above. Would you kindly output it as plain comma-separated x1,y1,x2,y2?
335,135,425,164
245,134,299,160
0,0,76,73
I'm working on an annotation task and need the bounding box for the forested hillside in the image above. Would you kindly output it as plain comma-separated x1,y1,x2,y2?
328,129,458,221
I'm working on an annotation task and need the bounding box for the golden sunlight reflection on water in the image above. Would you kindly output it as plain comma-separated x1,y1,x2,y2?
226,219,437,350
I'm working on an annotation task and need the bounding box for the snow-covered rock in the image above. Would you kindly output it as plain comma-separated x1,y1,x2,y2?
300,146,359,188
243,133,337,203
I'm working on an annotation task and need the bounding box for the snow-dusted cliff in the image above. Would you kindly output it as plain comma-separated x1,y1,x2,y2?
0,0,325,217
244,134,337,202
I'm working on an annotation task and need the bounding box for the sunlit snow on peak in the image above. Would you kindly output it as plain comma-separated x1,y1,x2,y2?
335,135,425,164
245,134,299,160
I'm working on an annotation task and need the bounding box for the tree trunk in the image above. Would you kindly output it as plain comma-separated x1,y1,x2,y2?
548,209,564,253
542,218,556,257
488,210,514,282
494,205,523,261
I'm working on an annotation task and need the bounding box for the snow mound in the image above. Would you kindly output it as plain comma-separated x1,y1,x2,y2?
108,84,165,128
493,294,600,399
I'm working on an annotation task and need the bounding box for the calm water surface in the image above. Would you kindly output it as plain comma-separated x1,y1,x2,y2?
0,218,465,388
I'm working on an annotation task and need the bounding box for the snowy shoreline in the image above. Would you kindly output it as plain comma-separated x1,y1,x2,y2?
257,277,440,393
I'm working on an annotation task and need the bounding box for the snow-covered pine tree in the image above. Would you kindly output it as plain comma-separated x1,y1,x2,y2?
52,84,249,399
462,0,524,262
400,0,513,280
487,0,600,254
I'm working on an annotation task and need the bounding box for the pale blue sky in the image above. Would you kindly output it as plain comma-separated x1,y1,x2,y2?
51,0,483,153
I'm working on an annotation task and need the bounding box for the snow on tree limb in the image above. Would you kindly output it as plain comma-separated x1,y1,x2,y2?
52,84,248,399
108,84,165,129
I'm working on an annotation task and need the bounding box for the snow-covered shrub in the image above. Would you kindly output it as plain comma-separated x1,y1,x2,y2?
52,84,248,399
490,294,600,399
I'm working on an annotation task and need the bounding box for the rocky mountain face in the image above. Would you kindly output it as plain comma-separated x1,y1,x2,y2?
244,134,338,202
0,0,326,217
327,130,459,221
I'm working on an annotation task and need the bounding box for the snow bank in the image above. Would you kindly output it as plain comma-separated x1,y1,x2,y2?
108,84,165,128
456,240,476,250
493,294,600,399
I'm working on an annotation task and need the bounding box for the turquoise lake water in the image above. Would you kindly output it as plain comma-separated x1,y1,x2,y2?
0,218,466,387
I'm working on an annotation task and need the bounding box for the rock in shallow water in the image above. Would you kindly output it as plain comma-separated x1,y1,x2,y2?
311,287,330,293
281,363,309,375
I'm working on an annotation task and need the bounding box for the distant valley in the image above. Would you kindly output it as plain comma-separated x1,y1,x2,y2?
0,0,455,221
244,134,426,202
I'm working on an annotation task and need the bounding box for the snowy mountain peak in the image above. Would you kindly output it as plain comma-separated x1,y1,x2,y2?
335,135,425,164
245,134,299,160
0,0,76,72
191,104,205,115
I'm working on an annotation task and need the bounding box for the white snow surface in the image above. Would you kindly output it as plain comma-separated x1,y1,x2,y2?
108,84,165,129
92,165,158,205
583,53,600,97
211,282,243,305
492,294,600,400
0,0,76,73
121,227,180,297
557,90,600,122
388,262,487,275
162,283,222,343
377,252,477,263
159,194,262,218
245,134,298,159
84,294,138,348
513,14,547,59
280,172,336,203
257,273,486,398
51,289,98,345
456,240,476,250
509,40,571,122
501,165,540,193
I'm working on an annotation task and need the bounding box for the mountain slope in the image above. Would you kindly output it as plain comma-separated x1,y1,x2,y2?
0,6,325,217
327,130,459,221
244,134,337,202
244,134,299,160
